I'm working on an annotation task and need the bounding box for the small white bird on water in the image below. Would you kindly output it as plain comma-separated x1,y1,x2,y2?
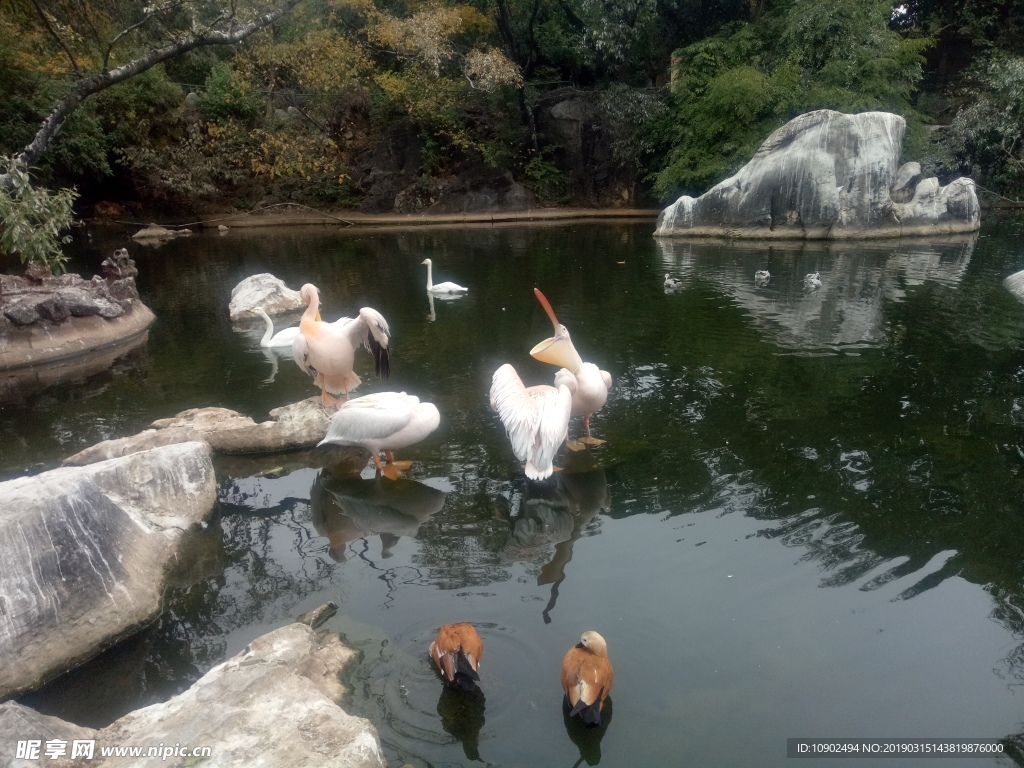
664,273,683,290
422,259,469,294
804,271,822,289
754,270,771,286
318,391,440,479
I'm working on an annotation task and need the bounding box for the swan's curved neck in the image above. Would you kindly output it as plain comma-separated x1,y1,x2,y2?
258,310,274,345
425,261,434,290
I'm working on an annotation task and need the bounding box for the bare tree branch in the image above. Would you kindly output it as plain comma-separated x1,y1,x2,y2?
28,0,79,74
5,0,303,182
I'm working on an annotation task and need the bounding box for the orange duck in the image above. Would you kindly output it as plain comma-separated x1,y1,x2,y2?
561,630,613,726
430,623,483,692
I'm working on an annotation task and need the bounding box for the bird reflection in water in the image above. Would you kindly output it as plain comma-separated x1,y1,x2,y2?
497,452,611,622
309,470,447,562
436,685,486,762
563,696,613,767
426,289,466,322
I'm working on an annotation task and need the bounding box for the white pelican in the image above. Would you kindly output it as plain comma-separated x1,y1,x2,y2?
422,258,469,294
430,623,483,692
529,288,612,450
253,306,301,348
490,363,574,480
754,269,770,286
318,391,440,478
292,284,391,405
804,271,821,289
664,273,683,290
561,630,613,726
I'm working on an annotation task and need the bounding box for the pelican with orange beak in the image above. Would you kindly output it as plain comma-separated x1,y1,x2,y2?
561,630,613,726
292,284,391,406
430,623,484,692
530,288,612,450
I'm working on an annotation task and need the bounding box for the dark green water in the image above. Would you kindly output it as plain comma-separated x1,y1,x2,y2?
6,218,1024,766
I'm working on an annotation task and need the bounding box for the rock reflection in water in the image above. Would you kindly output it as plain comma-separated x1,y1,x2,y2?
310,471,447,562
658,233,978,351
498,453,611,622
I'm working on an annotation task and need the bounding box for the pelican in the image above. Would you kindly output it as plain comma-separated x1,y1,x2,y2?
430,623,484,692
804,271,821,289
664,273,683,290
422,258,468,294
253,306,301,348
530,288,611,450
754,269,770,286
490,363,574,480
561,630,613,727
292,284,391,405
318,391,440,479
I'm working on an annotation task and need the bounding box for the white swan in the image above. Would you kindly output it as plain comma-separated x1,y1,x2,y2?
754,270,770,286
422,258,468,294
490,363,574,480
664,274,683,290
318,391,440,478
804,271,822,289
253,307,301,348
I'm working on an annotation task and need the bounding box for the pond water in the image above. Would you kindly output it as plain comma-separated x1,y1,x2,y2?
5,217,1024,767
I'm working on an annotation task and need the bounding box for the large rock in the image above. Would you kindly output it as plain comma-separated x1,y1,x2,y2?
655,110,981,240
0,624,387,768
62,400,370,466
425,164,535,214
1004,270,1024,304
228,273,305,320
0,442,216,700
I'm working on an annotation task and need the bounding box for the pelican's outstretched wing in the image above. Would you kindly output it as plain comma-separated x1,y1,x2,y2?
319,392,416,446
341,307,391,380
490,364,534,461
490,364,572,480
292,331,316,378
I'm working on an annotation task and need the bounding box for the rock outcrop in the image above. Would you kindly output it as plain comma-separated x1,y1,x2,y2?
1004,270,1024,304
0,624,387,768
0,442,217,700
62,400,370,466
228,273,305,320
0,250,155,371
655,110,981,240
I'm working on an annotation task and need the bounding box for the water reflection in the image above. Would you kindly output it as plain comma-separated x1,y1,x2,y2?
657,234,978,351
563,697,613,767
426,291,466,322
436,686,486,762
310,471,448,561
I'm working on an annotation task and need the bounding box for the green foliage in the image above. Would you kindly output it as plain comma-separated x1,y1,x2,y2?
524,150,568,202
653,0,932,199
199,63,262,123
945,55,1024,196
0,161,77,274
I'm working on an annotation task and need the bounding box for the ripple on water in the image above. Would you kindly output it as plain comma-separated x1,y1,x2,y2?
346,619,546,765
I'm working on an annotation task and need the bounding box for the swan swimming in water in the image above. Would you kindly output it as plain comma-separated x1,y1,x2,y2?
253,306,301,348
664,274,683,290
754,270,770,286
804,271,822,289
422,258,469,294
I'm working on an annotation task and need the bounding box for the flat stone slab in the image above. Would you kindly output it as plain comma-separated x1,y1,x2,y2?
63,399,370,467
0,442,217,700
0,624,386,768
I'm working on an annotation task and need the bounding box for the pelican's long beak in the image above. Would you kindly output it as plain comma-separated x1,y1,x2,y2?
530,288,582,370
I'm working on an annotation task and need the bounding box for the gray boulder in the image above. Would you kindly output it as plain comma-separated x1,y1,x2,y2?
1004,270,1024,304
0,442,216,700
229,273,305,320
0,624,387,768
655,110,981,240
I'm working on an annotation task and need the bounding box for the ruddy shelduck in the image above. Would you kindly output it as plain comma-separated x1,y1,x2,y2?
430,623,483,692
561,630,613,726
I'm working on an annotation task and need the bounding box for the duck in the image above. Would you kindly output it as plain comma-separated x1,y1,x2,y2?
754,269,770,286
292,283,391,405
663,274,683,290
489,362,574,480
318,391,440,479
561,630,614,726
804,271,822,289
422,258,469,294
253,306,301,348
529,288,611,450
430,623,484,692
